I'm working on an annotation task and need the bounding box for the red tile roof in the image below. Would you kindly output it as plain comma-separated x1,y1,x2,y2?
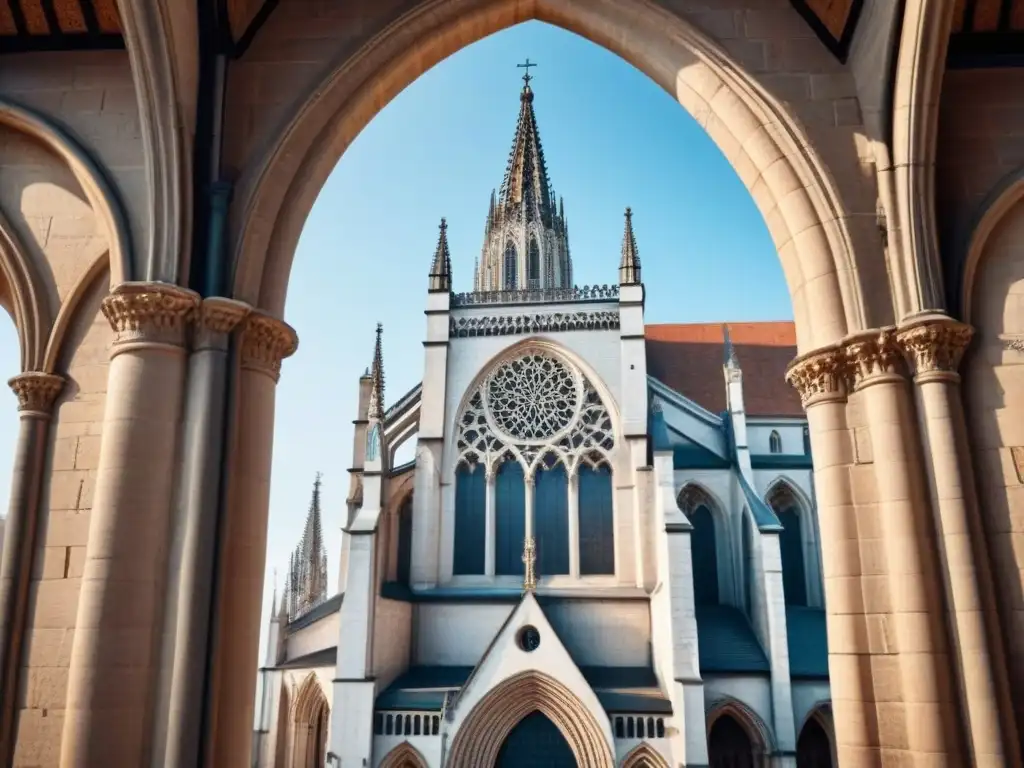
645,323,803,418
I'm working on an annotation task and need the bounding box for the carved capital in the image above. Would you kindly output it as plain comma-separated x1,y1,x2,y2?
9,372,65,415
240,312,298,381
101,282,200,348
844,328,905,388
785,346,848,407
896,316,973,380
195,297,251,352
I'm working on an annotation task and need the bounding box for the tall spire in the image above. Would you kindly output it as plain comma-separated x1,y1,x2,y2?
367,323,385,421
619,207,642,286
428,217,452,292
474,65,573,292
290,472,329,619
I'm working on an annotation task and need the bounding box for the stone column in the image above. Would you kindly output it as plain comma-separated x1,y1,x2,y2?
205,311,297,768
0,372,64,764
786,346,878,763
844,329,964,762
568,472,580,577
158,298,250,768
485,468,495,576
60,282,199,767
896,315,1020,765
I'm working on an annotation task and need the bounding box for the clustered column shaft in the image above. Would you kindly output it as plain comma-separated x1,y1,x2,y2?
0,372,64,765
787,316,1017,766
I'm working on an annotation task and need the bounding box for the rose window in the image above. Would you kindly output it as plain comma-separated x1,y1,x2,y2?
486,353,578,441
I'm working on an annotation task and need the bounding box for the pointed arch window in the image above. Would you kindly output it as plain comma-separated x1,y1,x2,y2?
495,457,526,576
769,430,782,454
803,426,811,455
678,486,719,605
503,242,518,290
527,236,541,289
453,462,485,575
534,453,569,575
578,459,614,575
768,483,807,606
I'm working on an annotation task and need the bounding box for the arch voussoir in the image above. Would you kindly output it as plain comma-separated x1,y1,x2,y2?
447,670,614,768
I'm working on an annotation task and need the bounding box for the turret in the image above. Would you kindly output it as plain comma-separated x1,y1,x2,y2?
428,218,452,293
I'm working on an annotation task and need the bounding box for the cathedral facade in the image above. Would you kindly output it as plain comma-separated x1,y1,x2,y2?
253,78,834,768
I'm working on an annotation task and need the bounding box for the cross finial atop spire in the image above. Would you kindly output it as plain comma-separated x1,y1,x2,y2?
517,58,537,87
619,206,642,286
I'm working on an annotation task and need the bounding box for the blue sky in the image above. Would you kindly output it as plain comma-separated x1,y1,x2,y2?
0,21,788,667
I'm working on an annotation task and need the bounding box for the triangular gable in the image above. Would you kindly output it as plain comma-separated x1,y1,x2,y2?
446,592,613,745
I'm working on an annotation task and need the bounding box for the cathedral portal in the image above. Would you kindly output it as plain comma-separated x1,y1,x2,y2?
495,711,577,767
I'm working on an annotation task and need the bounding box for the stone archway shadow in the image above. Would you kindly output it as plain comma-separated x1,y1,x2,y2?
230,0,867,353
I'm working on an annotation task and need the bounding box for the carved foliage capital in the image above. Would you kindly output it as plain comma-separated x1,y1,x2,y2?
198,297,250,335
844,328,904,386
240,312,298,380
785,347,848,407
896,318,973,377
101,282,200,346
9,372,65,414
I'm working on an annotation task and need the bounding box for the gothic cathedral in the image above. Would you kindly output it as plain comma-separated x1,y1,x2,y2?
253,75,834,768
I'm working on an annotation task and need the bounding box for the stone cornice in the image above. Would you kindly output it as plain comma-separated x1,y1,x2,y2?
8,372,65,416
785,345,848,407
844,327,904,389
101,282,200,348
896,316,973,382
240,311,299,381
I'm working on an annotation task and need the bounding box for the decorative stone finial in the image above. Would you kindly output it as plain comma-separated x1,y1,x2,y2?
619,207,641,286
8,372,65,415
428,218,453,292
522,535,537,592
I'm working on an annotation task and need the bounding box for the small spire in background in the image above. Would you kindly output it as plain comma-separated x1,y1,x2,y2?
723,324,739,368
619,207,642,286
428,217,452,292
367,323,385,420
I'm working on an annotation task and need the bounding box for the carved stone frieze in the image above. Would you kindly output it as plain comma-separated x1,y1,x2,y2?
8,372,65,415
452,284,619,307
101,282,200,347
896,317,973,378
450,309,620,338
844,328,904,387
240,311,299,381
784,346,848,407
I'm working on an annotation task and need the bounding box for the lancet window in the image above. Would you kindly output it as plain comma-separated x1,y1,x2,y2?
767,482,807,606
677,484,720,606
453,348,616,579
503,242,518,290
527,236,541,289
769,430,782,454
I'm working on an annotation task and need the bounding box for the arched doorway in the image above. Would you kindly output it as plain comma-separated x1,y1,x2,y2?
708,714,754,768
292,674,330,768
796,716,833,768
496,710,577,766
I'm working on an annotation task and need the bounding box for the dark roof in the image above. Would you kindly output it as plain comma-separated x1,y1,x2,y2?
646,323,802,417
786,606,829,679
286,593,343,631
376,665,669,714
696,605,770,674
276,646,338,670
0,0,124,53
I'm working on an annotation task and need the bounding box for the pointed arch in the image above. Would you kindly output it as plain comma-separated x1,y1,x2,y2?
706,696,775,756
527,235,541,288
447,670,614,768
798,701,836,768
621,741,671,768
0,97,132,286
503,240,518,289
677,482,730,606
291,672,330,768
378,741,428,768
765,477,817,608
768,429,782,454
534,451,569,575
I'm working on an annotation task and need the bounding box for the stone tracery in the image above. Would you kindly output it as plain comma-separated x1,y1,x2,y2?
456,347,614,474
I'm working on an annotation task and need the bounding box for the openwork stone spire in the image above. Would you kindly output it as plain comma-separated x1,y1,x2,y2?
287,473,329,620
367,322,385,421
428,217,452,292
618,207,641,286
474,67,572,292
723,324,739,369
